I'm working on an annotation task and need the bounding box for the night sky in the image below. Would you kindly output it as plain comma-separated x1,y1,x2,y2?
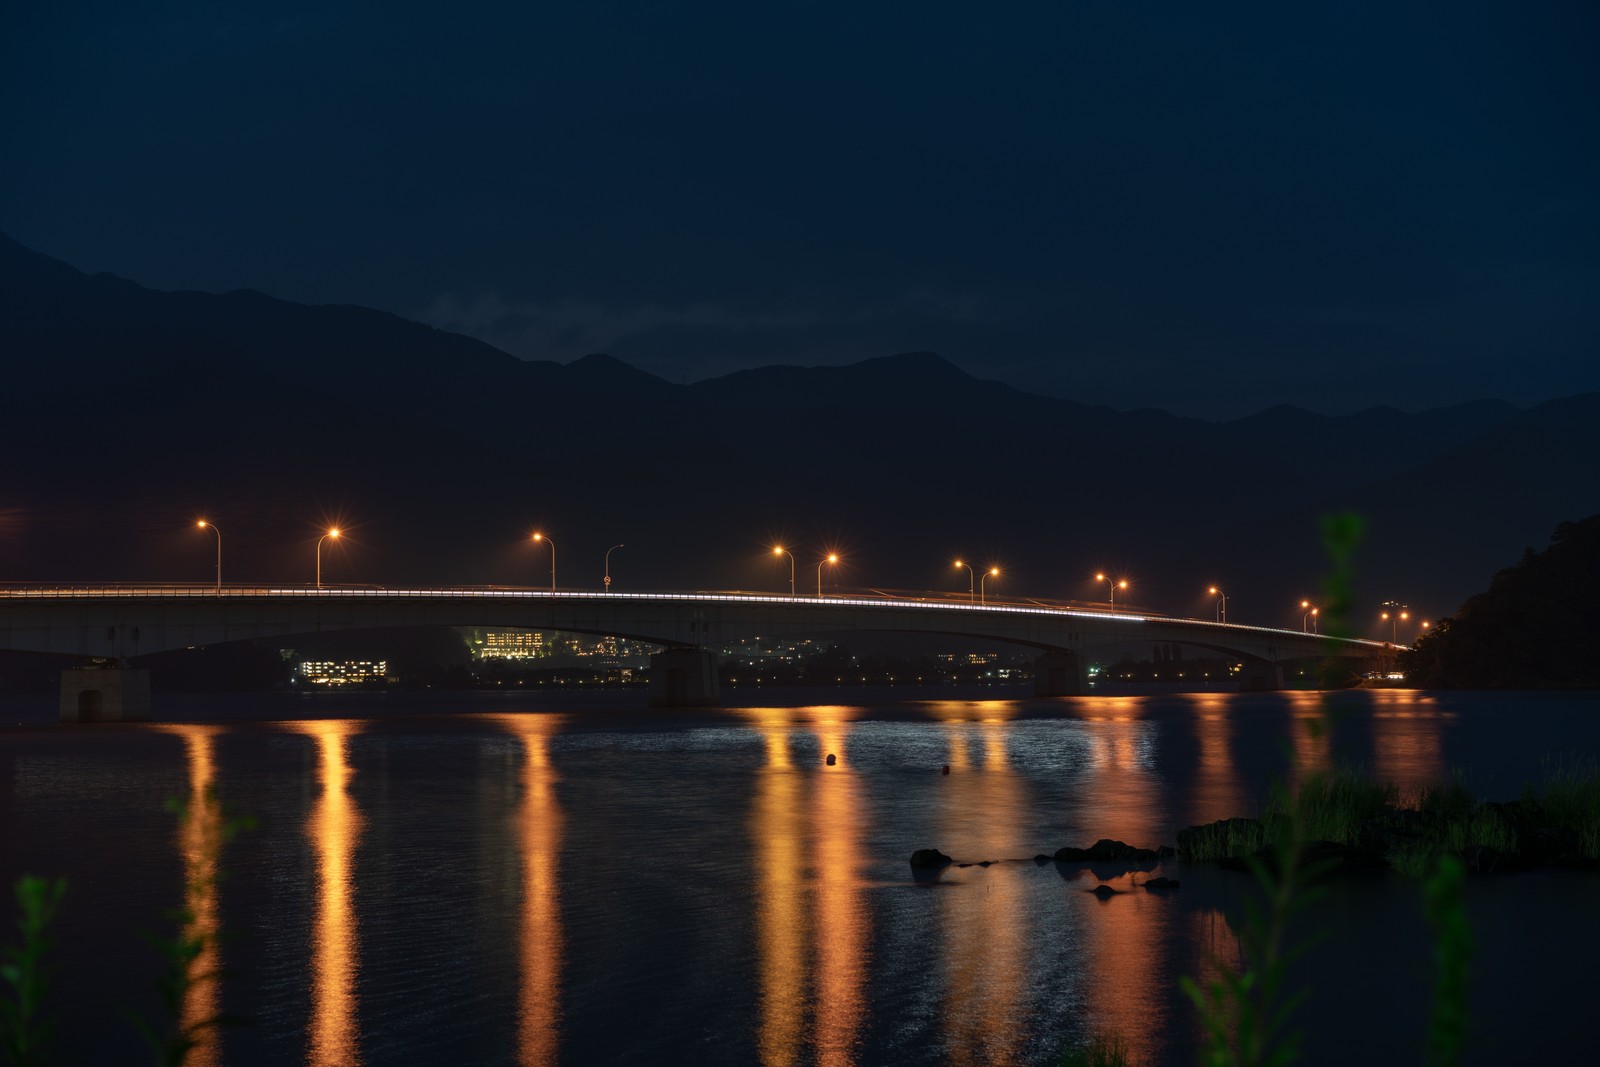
4,1,1596,416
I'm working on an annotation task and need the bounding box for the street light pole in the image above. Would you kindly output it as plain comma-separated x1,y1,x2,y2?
316,528,340,589
532,533,555,591
196,520,221,594
817,553,838,597
1096,573,1127,607
1380,601,1408,644
980,566,999,605
1300,600,1319,633
1208,585,1227,623
773,546,796,596
954,560,975,603
604,544,623,591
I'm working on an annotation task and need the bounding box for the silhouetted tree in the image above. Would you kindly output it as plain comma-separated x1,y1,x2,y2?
1401,515,1600,687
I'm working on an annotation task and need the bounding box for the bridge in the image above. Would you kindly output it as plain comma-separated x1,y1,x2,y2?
1,584,1388,721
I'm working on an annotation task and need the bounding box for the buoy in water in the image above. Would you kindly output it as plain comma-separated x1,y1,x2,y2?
825,753,837,765
942,764,950,775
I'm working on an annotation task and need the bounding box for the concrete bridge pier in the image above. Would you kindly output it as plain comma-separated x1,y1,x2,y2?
1238,661,1283,692
649,648,720,707
59,665,151,723
1033,650,1086,697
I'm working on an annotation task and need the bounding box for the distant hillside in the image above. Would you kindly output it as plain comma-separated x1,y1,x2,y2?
1400,516,1600,687
0,231,1586,638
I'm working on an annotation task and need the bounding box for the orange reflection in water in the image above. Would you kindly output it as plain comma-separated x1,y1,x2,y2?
809,717,869,1067
1186,695,1244,823
1063,696,1168,1065
154,724,224,1067
1370,690,1447,799
493,714,564,1067
290,720,365,1067
744,709,872,1066
1069,696,1160,846
1286,692,1332,787
936,712,1027,1065
751,717,806,1066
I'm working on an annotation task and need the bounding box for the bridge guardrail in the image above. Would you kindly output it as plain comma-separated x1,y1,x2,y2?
0,583,1391,649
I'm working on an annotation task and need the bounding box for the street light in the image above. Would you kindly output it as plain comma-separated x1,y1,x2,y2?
1300,600,1319,633
773,546,796,596
817,553,838,597
980,566,999,605
195,520,221,594
1095,573,1128,607
1208,585,1228,623
316,528,340,589
604,544,624,591
1379,602,1409,644
532,532,555,592
954,560,975,603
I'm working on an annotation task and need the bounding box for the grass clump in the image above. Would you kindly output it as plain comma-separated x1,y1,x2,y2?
1060,1031,1131,1067
1266,767,1394,846
1,876,67,1067
1526,760,1600,859
1181,819,1267,863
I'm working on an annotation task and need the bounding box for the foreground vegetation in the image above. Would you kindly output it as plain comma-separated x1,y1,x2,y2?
1176,762,1600,875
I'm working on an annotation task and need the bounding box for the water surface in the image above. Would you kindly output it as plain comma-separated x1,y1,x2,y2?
2,688,1596,1064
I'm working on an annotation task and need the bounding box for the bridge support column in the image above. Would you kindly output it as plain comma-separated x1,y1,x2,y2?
1033,651,1085,697
649,648,720,708
59,666,151,723
1238,661,1283,692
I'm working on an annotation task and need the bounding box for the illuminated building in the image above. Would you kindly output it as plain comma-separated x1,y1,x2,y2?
478,632,547,660
297,660,389,686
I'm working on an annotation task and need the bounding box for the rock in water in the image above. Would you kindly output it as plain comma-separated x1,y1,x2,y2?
909,848,953,868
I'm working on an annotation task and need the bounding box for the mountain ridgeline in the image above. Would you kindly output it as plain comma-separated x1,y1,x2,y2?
2,231,1596,633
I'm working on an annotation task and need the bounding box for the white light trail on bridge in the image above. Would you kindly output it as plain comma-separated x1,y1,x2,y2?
0,584,1391,650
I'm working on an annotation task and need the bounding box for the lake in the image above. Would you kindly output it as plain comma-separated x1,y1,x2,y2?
2,686,1596,1064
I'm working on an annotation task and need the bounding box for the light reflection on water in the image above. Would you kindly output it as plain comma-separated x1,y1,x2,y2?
936,716,1028,1065
3,689,1599,1065
809,713,869,1067
153,723,224,1067
288,719,364,1067
744,708,872,1067
491,713,564,1067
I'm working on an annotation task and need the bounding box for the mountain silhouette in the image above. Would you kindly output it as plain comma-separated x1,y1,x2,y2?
0,231,1588,637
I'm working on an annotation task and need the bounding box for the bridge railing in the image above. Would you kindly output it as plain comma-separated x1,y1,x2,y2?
0,583,1392,650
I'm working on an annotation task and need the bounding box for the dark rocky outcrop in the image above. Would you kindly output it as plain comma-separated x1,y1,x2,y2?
1053,839,1161,863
